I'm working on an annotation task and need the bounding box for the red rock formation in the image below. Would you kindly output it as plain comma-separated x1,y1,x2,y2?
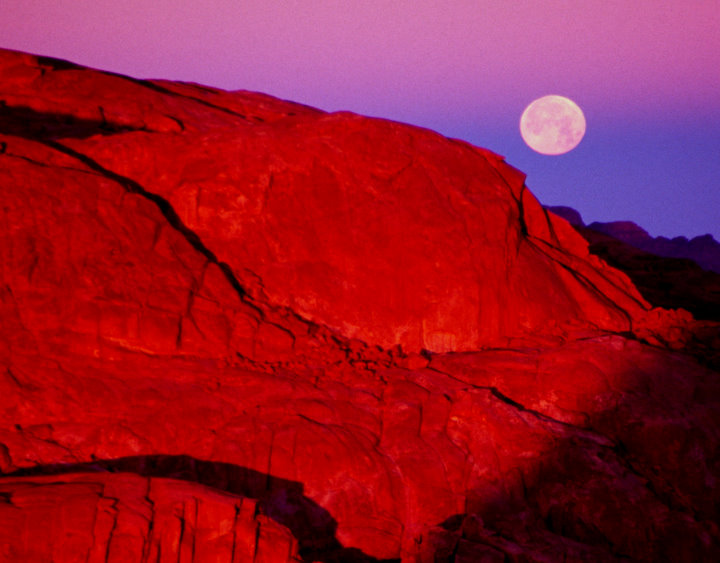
0,49,654,354
0,473,300,562
1,48,719,561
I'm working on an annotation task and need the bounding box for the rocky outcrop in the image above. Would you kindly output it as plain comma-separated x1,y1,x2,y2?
0,49,655,355
0,472,301,562
1,48,719,561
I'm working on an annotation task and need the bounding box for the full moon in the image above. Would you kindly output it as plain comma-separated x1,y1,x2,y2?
520,95,586,155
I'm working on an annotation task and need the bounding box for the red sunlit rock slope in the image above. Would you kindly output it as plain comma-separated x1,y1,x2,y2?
1,48,719,561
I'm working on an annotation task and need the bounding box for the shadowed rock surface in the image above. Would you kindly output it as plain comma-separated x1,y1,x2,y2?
1,48,719,561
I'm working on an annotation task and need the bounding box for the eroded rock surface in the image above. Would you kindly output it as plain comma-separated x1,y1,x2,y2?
0,473,300,562
1,48,719,561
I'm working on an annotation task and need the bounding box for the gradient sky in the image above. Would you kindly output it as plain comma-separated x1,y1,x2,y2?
3,1,719,239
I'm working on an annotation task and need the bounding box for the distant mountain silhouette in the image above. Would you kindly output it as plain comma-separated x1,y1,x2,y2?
548,206,720,274
548,206,720,322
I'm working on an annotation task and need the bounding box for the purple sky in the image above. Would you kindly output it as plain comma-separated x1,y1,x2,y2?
3,1,719,239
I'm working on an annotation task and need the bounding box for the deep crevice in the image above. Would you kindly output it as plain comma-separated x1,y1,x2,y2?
39,138,248,303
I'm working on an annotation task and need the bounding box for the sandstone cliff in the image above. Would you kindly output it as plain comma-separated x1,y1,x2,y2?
1,49,718,561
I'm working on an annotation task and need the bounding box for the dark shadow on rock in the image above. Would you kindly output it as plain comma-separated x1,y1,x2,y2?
35,54,84,72
414,435,720,562
6,454,398,563
0,102,145,140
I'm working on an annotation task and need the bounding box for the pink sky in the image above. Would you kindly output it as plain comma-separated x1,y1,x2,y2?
2,1,719,238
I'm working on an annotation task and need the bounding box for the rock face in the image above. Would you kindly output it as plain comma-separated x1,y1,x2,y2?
1,48,719,562
0,50,654,355
0,472,301,562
